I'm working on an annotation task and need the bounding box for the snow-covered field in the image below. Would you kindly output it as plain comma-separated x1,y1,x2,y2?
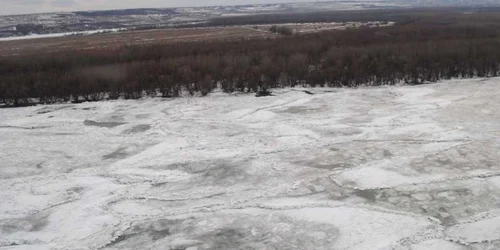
1,78,500,249
0,29,126,42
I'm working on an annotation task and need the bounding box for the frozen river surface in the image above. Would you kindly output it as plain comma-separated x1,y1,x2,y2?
1,78,500,249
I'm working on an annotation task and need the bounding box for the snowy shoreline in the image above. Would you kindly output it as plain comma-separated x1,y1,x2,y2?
0,28,126,42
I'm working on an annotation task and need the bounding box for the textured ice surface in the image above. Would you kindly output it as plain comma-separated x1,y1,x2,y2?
1,78,500,249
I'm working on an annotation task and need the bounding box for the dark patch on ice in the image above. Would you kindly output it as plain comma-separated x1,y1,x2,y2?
122,124,151,134
103,147,129,160
292,143,398,172
355,189,379,201
136,114,150,119
0,211,50,234
202,162,249,185
149,228,171,240
54,132,78,136
383,149,394,157
437,158,453,165
68,186,85,194
410,143,500,174
201,162,247,183
83,120,126,128
458,149,468,157
281,106,324,114
412,155,491,174
0,125,51,130
226,130,246,137
37,110,51,115
306,162,346,170
339,116,374,124
435,207,455,225
109,115,125,121
351,183,498,226
59,151,73,159
255,89,274,97
315,127,363,137
159,159,251,185
0,168,44,180
194,214,341,250
30,132,78,136
104,219,183,248
36,105,72,114
105,212,342,249
204,228,247,250
105,233,137,248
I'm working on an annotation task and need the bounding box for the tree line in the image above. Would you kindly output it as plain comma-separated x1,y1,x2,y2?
2,10,500,107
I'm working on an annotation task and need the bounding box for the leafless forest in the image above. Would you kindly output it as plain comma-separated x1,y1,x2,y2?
2,8,500,106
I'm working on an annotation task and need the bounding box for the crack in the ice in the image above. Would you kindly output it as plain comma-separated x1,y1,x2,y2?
108,192,227,206
331,171,500,192
236,97,307,120
351,139,472,144
0,125,52,130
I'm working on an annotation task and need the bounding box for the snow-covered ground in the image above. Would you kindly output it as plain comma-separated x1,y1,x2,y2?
1,78,500,249
0,28,126,42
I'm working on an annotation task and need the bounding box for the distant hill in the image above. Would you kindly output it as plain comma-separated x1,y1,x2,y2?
406,0,500,7
74,8,178,17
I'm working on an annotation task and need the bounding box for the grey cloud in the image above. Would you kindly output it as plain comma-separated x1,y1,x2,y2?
3,0,44,4
0,0,315,15
52,0,77,7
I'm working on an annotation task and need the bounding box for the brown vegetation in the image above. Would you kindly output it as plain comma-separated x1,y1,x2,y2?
2,8,500,107
0,26,276,57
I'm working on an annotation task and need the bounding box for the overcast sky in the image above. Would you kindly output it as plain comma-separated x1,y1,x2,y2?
0,0,318,15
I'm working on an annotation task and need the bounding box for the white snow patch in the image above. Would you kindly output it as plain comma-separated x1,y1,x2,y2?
446,216,500,243
0,28,126,41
